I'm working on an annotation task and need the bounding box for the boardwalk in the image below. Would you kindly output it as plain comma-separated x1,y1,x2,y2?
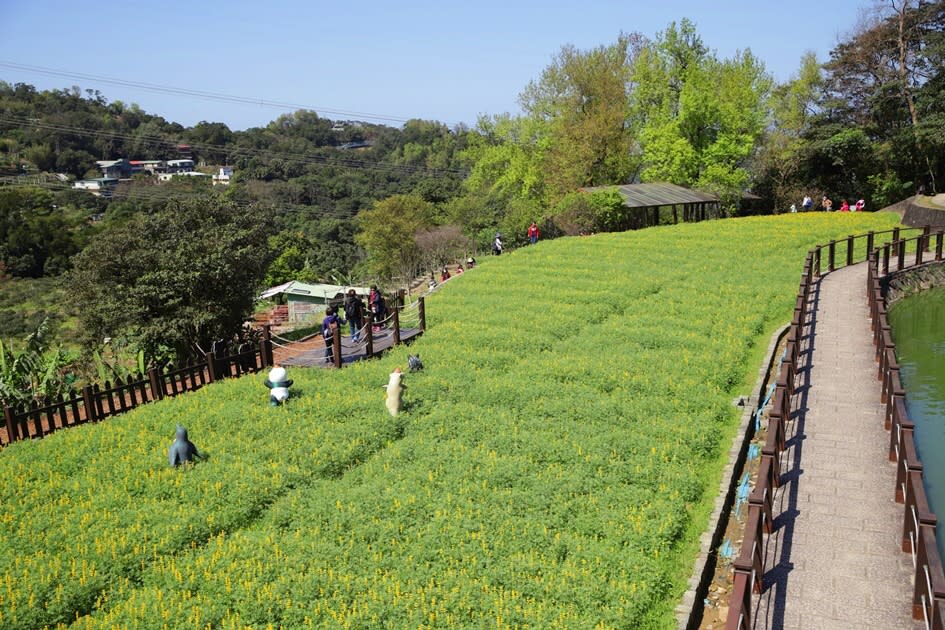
756,262,918,629
275,327,422,367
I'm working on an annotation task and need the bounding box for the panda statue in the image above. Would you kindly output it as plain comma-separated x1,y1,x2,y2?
264,365,294,406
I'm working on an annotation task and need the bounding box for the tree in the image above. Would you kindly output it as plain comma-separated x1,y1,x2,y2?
67,195,274,365
630,20,772,212
355,194,433,284
519,34,643,202
0,319,73,408
414,225,471,276
821,0,945,195
753,52,825,210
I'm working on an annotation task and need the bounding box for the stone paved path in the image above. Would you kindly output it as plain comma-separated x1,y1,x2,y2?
755,262,919,629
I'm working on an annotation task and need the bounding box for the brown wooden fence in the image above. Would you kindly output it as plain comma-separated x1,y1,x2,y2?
2,332,275,448
867,228,945,628
725,225,943,630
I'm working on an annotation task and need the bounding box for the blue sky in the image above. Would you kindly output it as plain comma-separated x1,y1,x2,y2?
0,1,870,131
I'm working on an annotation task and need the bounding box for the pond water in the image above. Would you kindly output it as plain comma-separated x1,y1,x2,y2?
888,286,945,559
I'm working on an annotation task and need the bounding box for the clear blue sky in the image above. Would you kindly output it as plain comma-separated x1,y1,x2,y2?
0,0,870,131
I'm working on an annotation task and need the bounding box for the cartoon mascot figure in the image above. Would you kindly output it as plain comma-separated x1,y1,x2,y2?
264,365,294,406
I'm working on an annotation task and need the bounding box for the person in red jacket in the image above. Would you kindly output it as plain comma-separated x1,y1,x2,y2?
527,222,540,244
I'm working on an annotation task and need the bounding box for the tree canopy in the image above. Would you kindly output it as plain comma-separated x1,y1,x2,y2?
67,196,274,365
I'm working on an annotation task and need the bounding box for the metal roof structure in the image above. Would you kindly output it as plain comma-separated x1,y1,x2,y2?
581,183,719,209
258,281,370,301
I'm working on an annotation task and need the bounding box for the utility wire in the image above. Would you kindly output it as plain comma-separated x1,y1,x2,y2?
0,61,465,129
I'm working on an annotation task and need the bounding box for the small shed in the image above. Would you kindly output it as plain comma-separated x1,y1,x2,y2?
258,281,371,323
581,182,721,228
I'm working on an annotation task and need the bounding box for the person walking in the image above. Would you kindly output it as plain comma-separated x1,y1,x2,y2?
839,199,850,212
802,195,813,211
370,286,388,330
343,289,365,342
527,222,540,244
492,233,503,255
822,196,833,212
322,307,343,363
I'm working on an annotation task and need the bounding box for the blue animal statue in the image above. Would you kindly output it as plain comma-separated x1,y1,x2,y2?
407,354,423,372
264,365,294,406
168,424,200,467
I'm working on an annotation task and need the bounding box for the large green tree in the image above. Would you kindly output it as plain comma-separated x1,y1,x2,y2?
629,20,772,212
67,195,273,365
355,194,433,284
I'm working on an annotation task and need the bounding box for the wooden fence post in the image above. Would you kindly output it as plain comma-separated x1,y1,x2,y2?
937,231,944,261
261,324,274,368
148,367,164,401
814,247,822,276
332,326,342,369
82,385,98,422
393,308,401,345
365,321,374,359
418,296,426,332
204,350,218,383
893,227,900,242
883,243,891,276
3,405,16,443
828,240,836,271
898,239,906,271
866,231,874,258
846,235,854,266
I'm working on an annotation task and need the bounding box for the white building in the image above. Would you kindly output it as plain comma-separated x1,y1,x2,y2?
165,159,195,173
212,167,233,186
73,178,119,197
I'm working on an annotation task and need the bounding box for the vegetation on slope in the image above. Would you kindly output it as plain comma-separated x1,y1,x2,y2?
0,213,900,629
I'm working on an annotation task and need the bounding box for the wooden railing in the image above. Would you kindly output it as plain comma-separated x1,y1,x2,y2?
725,253,811,630
725,224,938,629
2,334,275,447
867,228,945,628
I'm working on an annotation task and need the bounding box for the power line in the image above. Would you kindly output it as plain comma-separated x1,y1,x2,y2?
0,61,465,129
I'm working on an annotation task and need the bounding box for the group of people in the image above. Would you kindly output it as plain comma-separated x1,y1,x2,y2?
492,222,542,256
321,286,389,363
792,195,865,213
429,257,476,290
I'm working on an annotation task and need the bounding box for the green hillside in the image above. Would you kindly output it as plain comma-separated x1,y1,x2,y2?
0,212,900,629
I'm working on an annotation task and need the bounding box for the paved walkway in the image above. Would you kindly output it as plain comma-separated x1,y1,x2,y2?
756,262,918,629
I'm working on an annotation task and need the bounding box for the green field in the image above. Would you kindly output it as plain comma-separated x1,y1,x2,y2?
0,213,901,629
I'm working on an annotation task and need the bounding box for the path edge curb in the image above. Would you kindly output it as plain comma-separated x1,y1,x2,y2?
675,321,791,630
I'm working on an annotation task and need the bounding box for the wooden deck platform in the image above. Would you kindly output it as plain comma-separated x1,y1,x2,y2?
277,327,422,367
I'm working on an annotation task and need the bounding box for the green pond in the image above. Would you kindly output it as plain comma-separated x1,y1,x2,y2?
888,286,945,559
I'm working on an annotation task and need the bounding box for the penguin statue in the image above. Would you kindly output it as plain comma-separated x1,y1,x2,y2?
264,365,294,406
168,424,200,467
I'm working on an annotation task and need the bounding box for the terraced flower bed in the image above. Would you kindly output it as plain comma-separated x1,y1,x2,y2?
0,213,900,629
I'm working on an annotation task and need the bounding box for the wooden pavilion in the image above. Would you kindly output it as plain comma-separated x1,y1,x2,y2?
580,182,722,229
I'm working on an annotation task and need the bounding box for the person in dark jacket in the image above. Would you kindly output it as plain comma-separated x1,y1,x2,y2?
344,289,365,342
369,285,388,330
322,307,343,363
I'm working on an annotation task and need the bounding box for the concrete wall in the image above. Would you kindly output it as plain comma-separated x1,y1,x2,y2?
902,199,945,228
